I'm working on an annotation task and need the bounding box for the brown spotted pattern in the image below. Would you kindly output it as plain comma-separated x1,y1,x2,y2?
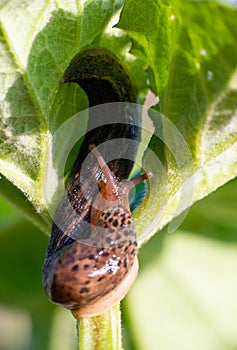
42,47,149,317
43,145,151,317
50,203,138,310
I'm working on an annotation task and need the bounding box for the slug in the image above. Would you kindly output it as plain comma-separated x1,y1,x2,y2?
42,47,150,318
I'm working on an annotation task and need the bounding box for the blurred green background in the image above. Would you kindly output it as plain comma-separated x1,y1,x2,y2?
1,176,237,350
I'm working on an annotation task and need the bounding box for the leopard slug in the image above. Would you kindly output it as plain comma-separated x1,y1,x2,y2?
42,47,149,318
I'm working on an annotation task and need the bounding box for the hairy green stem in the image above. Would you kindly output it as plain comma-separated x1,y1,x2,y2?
77,303,123,350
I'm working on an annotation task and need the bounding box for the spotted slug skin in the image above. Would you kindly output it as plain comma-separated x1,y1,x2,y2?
42,47,148,318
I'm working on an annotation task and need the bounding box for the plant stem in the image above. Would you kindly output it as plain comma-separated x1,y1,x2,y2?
77,303,123,350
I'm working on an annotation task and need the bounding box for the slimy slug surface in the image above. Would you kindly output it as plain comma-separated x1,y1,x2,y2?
42,47,151,318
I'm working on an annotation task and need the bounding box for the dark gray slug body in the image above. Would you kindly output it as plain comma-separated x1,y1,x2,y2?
42,47,145,318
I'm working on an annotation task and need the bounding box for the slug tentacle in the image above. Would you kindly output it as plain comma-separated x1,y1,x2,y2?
42,47,150,319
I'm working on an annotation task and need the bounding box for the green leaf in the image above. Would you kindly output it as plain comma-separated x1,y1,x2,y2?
0,0,116,229
118,0,237,244
117,0,176,95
